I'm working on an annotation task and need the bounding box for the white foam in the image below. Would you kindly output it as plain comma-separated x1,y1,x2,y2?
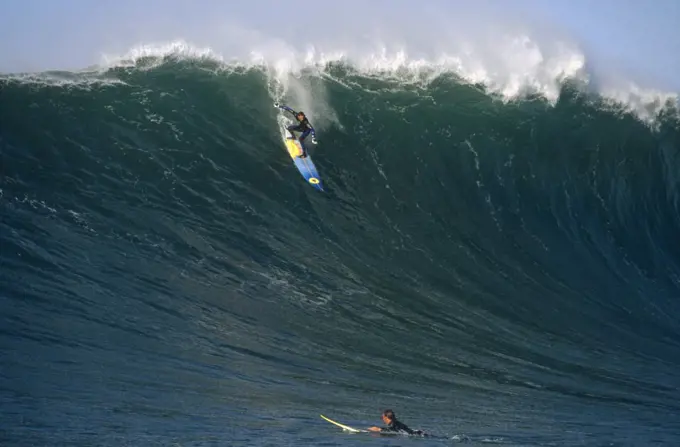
3,0,678,123
99,40,226,70
0,71,125,88
0,12,627,129
93,32,676,124
598,80,679,123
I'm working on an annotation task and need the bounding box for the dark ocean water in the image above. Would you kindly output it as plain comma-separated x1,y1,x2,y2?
2,58,680,446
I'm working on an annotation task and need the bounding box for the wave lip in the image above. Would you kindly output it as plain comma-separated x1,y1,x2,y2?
91,37,678,122
100,40,227,70
249,34,589,101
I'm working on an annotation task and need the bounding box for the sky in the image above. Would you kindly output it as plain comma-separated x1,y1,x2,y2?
0,0,679,90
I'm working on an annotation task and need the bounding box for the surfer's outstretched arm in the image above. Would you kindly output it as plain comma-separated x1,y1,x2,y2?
274,102,296,116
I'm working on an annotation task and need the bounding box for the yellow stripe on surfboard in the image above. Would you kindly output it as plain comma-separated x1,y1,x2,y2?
285,139,303,158
320,414,365,433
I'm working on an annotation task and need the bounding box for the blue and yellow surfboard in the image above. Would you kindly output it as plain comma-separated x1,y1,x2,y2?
284,138,324,192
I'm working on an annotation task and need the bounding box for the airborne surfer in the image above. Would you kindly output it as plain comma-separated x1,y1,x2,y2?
274,102,318,158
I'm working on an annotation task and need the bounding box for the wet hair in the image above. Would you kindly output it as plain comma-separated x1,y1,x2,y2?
382,409,395,420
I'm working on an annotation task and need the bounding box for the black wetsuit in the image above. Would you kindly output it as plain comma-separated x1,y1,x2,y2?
286,117,314,156
287,116,313,138
276,105,316,153
381,419,425,436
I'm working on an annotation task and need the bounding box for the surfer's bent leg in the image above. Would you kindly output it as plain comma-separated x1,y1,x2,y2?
287,124,301,139
299,129,311,142
298,129,311,157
